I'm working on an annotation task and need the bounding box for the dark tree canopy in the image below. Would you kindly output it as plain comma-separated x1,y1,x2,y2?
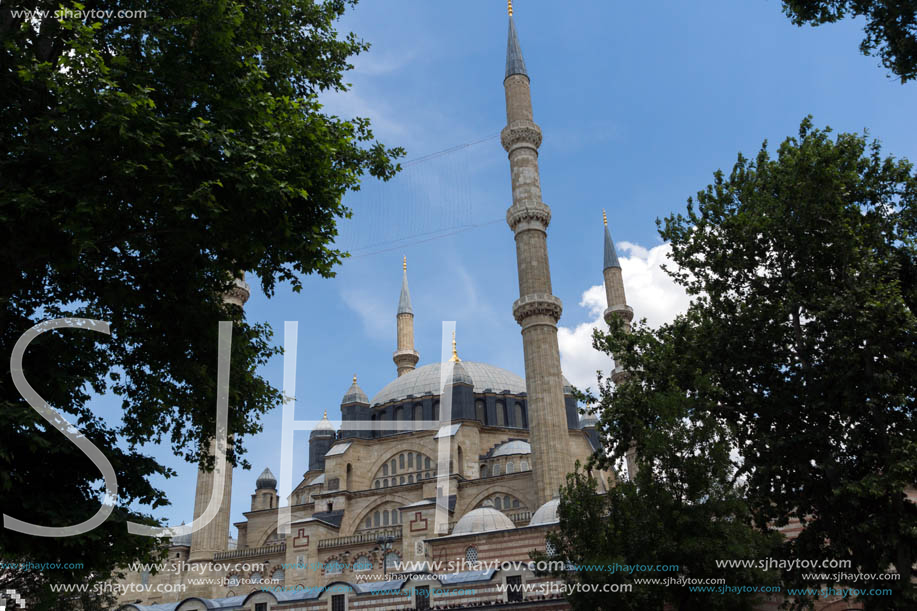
781,1,917,82
0,0,401,607
562,118,916,611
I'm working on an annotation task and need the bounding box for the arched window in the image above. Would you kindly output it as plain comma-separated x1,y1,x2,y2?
400,475,406,485
140,570,150,586
416,452,422,470
513,498,521,508
480,464,488,478
492,463,502,476
506,461,514,474
514,402,525,427
382,478,388,487
408,453,414,468
425,457,432,469
365,516,372,529
346,463,352,490
475,400,486,423
521,460,529,471
415,404,423,422
250,572,262,583
496,402,506,426
457,446,464,477
399,454,405,470
382,463,388,476
354,556,372,572
227,574,240,587
271,569,284,583
408,474,414,484
385,553,400,570
504,495,512,509
465,546,478,564
433,401,440,421
374,511,380,527
392,510,399,525
374,480,380,489
390,458,397,474
383,511,390,526
325,562,342,575
494,497,502,510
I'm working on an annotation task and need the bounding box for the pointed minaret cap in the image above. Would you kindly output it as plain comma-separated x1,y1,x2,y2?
398,256,413,315
341,377,368,406
603,210,621,270
506,10,528,80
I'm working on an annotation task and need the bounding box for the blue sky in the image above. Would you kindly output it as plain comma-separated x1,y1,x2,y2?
115,1,916,536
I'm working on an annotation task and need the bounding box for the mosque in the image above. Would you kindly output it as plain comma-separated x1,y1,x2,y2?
117,6,623,610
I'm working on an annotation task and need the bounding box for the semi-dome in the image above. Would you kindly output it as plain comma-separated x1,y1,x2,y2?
372,361,554,406
530,498,560,526
255,467,277,490
490,440,531,457
452,507,515,536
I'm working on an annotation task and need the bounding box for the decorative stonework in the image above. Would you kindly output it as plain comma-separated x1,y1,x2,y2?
506,202,551,233
409,511,429,533
501,121,542,152
292,528,309,548
603,304,634,325
512,294,563,326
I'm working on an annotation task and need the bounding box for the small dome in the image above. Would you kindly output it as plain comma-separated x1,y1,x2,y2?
452,507,515,536
256,467,277,490
491,440,531,457
530,498,560,526
308,473,325,486
170,523,191,547
341,376,369,405
312,410,336,435
579,415,598,428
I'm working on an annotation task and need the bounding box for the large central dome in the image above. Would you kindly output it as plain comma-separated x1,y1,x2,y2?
371,361,527,406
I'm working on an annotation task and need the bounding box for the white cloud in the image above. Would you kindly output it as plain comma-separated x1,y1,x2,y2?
558,242,692,393
341,287,392,342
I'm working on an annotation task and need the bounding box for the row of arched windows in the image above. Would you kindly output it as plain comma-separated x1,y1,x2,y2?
474,400,527,428
362,507,401,529
370,402,440,437
479,459,529,478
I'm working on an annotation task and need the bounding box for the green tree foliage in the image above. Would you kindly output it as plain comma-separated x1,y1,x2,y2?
572,118,915,610
0,0,401,607
780,1,917,82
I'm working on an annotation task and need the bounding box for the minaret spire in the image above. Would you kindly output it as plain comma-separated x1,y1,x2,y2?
601,212,638,479
394,256,419,377
502,6,569,507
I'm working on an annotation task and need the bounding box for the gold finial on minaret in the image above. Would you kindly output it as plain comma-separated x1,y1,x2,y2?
508,0,513,17
403,256,407,271
603,209,607,227
449,330,461,362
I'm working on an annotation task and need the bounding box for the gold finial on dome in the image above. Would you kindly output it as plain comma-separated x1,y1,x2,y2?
322,409,328,419
508,0,513,17
603,209,607,227
449,331,461,362
403,256,407,271
353,374,357,384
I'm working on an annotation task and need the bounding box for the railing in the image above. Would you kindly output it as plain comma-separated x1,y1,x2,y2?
318,527,402,551
507,510,532,526
214,543,286,561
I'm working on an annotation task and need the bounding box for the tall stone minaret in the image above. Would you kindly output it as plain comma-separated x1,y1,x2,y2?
601,212,638,479
502,4,569,507
393,256,419,377
189,276,248,562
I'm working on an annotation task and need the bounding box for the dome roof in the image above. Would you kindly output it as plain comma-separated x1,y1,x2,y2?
372,362,570,406
530,498,560,526
341,376,369,405
452,507,515,536
256,467,277,490
450,360,474,386
490,440,531,457
579,415,598,428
